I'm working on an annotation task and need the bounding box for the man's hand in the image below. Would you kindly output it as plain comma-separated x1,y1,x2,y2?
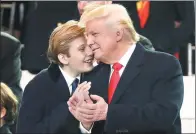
71,81,92,108
68,94,108,122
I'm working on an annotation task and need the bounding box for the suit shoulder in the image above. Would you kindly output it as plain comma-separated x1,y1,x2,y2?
1,32,20,45
1,32,21,53
147,50,179,62
24,69,50,94
145,50,181,71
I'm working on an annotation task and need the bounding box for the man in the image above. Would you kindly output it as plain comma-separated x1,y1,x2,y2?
68,4,184,134
77,1,155,51
17,20,94,133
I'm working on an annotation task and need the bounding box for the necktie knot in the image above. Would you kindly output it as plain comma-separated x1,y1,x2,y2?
112,63,123,71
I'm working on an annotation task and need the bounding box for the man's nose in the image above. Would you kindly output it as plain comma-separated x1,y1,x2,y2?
86,36,94,48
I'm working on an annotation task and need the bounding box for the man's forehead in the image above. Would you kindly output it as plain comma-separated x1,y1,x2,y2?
85,20,102,31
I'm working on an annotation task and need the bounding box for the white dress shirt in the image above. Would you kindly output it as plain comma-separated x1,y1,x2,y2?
59,66,92,133
110,43,136,79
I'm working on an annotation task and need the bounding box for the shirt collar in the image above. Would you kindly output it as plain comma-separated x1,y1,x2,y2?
111,43,136,68
59,66,80,87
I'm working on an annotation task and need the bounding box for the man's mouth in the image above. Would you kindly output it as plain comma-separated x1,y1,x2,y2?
92,47,99,52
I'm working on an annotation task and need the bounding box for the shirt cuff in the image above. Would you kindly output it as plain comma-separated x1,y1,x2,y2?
79,122,94,133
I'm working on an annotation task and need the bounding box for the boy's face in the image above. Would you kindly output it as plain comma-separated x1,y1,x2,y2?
62,36,94,74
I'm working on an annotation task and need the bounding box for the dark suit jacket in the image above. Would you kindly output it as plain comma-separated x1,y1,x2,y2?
0,32,23,100
83,43,184,134
113,1,194,54
17,64,81,133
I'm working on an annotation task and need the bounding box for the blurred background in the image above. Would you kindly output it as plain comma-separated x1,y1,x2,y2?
0,1,195,133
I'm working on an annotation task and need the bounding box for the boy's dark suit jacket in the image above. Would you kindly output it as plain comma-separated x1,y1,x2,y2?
17,64,81,134
83,43,184,134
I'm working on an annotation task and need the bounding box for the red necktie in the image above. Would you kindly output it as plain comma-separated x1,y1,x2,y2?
136,1,150,28
108,63,123,104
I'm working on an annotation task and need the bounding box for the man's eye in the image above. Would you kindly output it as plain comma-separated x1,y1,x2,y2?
92,33,98,36
79,48,85,51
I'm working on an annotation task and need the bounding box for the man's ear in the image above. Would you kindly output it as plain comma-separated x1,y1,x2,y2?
116,28,124,42
58,53,69,65
1,107,6,119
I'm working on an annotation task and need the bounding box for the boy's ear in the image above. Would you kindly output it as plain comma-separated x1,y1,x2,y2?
58,53,69,65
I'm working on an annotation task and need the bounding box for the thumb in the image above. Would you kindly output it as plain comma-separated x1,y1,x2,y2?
90,94,102,102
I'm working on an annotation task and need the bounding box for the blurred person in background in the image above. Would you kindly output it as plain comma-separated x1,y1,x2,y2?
20,1,78,74
0,32,23,134
113,1,194,60
77,1,155,51
17,20,94,134
0,82,18,134
0,32,23,102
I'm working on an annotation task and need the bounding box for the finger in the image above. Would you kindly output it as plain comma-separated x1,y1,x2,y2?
90,94,102,102
84,93,93,104
85,98,93,104
78,82,91,92
70,95,80,104
78,107,95,115
77,81,87,89
80,113,94,120
75,81,87,92
82,103,97,110
83,83,91,92
68,107,76,115
67,101,76,110
69,95,79,103
69,97,78,109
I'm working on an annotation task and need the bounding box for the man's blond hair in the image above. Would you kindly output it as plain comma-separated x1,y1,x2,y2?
47,20,85,65
80,4,140,42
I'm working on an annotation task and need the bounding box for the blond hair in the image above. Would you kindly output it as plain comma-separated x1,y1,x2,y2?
47,20,85,65
80,4,140,42
0,82,18,123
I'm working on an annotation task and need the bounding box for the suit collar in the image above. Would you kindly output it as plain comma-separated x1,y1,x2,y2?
110,43,145,104
48,63,61,82
47,63,71,98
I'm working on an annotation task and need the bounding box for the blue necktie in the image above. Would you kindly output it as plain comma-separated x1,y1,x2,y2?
71,78,79,94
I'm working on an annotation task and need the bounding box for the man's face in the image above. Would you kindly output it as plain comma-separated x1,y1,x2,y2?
66,37,94,73
85,19,117,63
77,1,112,15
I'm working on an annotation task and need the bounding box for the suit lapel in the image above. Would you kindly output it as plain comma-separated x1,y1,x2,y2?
111,43,145,104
